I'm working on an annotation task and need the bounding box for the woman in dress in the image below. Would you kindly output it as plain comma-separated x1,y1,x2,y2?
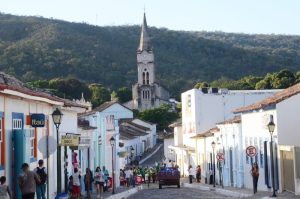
94,167,104,199
72,168,81,199
250,162,259,194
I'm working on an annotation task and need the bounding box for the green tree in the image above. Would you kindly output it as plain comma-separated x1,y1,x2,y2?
271,69,295,89
194,82,209,89
89,83,111,107
49,77,91,100
112,87,132,103
138,104,179,131
255,73,274,89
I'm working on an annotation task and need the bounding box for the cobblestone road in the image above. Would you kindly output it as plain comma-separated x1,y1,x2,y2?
127,185,233,199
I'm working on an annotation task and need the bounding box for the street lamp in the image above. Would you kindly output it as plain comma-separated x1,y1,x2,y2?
267,116,276,197
130,145,134,165
211,141,216,188
52,108,63,194
110,136,116,195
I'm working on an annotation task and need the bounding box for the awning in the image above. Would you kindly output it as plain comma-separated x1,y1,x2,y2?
168,145,195,152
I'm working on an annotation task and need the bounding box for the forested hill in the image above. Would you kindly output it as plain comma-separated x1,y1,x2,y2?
1,13,300,98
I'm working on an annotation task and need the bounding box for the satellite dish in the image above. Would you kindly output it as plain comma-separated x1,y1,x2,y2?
38,136,57,158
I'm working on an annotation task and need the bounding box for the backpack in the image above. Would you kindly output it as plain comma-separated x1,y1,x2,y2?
36,167,47,185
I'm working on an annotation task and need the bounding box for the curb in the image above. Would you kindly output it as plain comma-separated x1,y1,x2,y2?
106,187,138,199
139,144,163,164
183,183,252,198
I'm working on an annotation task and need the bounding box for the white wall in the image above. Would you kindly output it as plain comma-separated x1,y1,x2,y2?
277,93,300,147
164,138,175,162
241,110,279,192
216,122,244,188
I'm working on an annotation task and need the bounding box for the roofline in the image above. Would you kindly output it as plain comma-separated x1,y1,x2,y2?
0,84,88,109
79,101,133,117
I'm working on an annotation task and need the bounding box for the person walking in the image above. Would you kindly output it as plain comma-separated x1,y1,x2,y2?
72,168,81,199
188,165,194,184
84,168,93,199
34,160,47,199
125,168,131,187
0,176,11,199
102,166,109,192
196,165,201,183
251,162,259,194
18,163,40,199
94,167,104,199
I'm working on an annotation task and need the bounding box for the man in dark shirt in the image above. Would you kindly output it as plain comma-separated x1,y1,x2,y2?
18,163,40,199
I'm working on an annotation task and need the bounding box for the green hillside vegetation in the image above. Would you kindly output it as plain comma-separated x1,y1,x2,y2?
195,69,300,90
1,13,300,99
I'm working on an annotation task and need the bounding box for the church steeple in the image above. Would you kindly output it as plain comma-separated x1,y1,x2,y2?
137,13,151,52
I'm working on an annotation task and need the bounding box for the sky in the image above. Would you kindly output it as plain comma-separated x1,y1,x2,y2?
1,0,299,35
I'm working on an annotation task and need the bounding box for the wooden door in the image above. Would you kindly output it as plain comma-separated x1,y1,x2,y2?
281,151,295,192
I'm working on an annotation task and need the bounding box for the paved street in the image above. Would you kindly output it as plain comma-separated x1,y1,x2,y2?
127,184,232,199
140,143,164,167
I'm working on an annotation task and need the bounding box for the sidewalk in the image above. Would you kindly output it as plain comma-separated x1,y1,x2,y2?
87,186,138,199
181,178,300,199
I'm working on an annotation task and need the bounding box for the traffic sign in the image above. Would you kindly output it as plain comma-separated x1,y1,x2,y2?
246,146,257,157
216,153,225,161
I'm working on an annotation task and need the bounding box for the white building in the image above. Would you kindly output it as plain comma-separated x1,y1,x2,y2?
78,101,133,187
175,87,279,179
215,116,244,188
0,72,88,198
234,83,300,195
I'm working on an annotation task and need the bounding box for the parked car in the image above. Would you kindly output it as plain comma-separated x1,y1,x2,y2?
157,167,180,189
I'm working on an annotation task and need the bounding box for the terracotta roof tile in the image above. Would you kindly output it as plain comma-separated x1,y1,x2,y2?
216,115,241,125
0,83,88,109
190,127,219,139
234,83,300,113
79,100,132,116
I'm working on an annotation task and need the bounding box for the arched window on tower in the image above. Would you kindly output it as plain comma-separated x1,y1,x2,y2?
142,72,146,85
146,72,150,85
142,90,145,99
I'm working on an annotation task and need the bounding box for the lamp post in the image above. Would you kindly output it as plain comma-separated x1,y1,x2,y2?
110,136,116,195
52,108,63,194
267,117,276,197
130,146,134,165
211,141,216,188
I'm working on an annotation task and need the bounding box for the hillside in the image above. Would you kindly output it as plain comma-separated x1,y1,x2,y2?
1,13,300,98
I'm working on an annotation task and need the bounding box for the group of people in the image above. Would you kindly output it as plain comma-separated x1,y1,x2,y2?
68,166,110,199
188,165,202,184
120,166,159,187
119,161,180,187
0,159,48,199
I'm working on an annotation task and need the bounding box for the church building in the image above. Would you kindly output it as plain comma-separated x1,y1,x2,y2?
132,13,170,111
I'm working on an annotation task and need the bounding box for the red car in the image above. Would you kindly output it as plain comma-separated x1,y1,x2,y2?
157,167,180,189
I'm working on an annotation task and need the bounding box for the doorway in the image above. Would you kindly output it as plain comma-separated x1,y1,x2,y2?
281,150,295,192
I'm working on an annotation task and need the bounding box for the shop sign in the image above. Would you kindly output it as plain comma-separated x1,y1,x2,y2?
27,114,45,127
79,136,91,146
61,134,79,146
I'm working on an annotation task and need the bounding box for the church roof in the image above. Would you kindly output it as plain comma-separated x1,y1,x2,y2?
137,13,152,52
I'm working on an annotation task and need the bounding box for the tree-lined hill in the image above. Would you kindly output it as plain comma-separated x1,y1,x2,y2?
1,13,300,98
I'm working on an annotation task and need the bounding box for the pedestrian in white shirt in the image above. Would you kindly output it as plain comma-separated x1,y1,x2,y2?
188,165,194,184
125,168,131,187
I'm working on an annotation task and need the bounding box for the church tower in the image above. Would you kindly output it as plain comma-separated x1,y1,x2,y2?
132,13,170,111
